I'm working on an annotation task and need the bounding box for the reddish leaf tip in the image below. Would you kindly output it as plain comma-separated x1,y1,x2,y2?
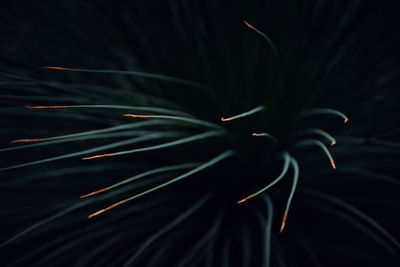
279,212,288,233
82,153,116,160
10,138,45,143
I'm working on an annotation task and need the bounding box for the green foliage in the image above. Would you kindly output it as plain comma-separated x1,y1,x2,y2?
1,0,399,266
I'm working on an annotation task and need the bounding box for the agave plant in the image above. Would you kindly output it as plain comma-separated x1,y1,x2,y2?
1,0,399,266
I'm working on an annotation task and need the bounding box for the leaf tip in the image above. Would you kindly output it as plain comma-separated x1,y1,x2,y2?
279,212,288,233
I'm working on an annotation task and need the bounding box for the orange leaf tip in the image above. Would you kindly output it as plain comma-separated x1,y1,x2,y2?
80,188,109,198
331,141,336,146
252,133,260,137
279,212,288,233
26,105,70,109
236,194,255,204
123,114,149,118
10,138,45,143
243,20,255,30
88,201,124,219
220,116,235,122
344,118,349,123
82,153,116,160
330,158,336,169
41,66,75,71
